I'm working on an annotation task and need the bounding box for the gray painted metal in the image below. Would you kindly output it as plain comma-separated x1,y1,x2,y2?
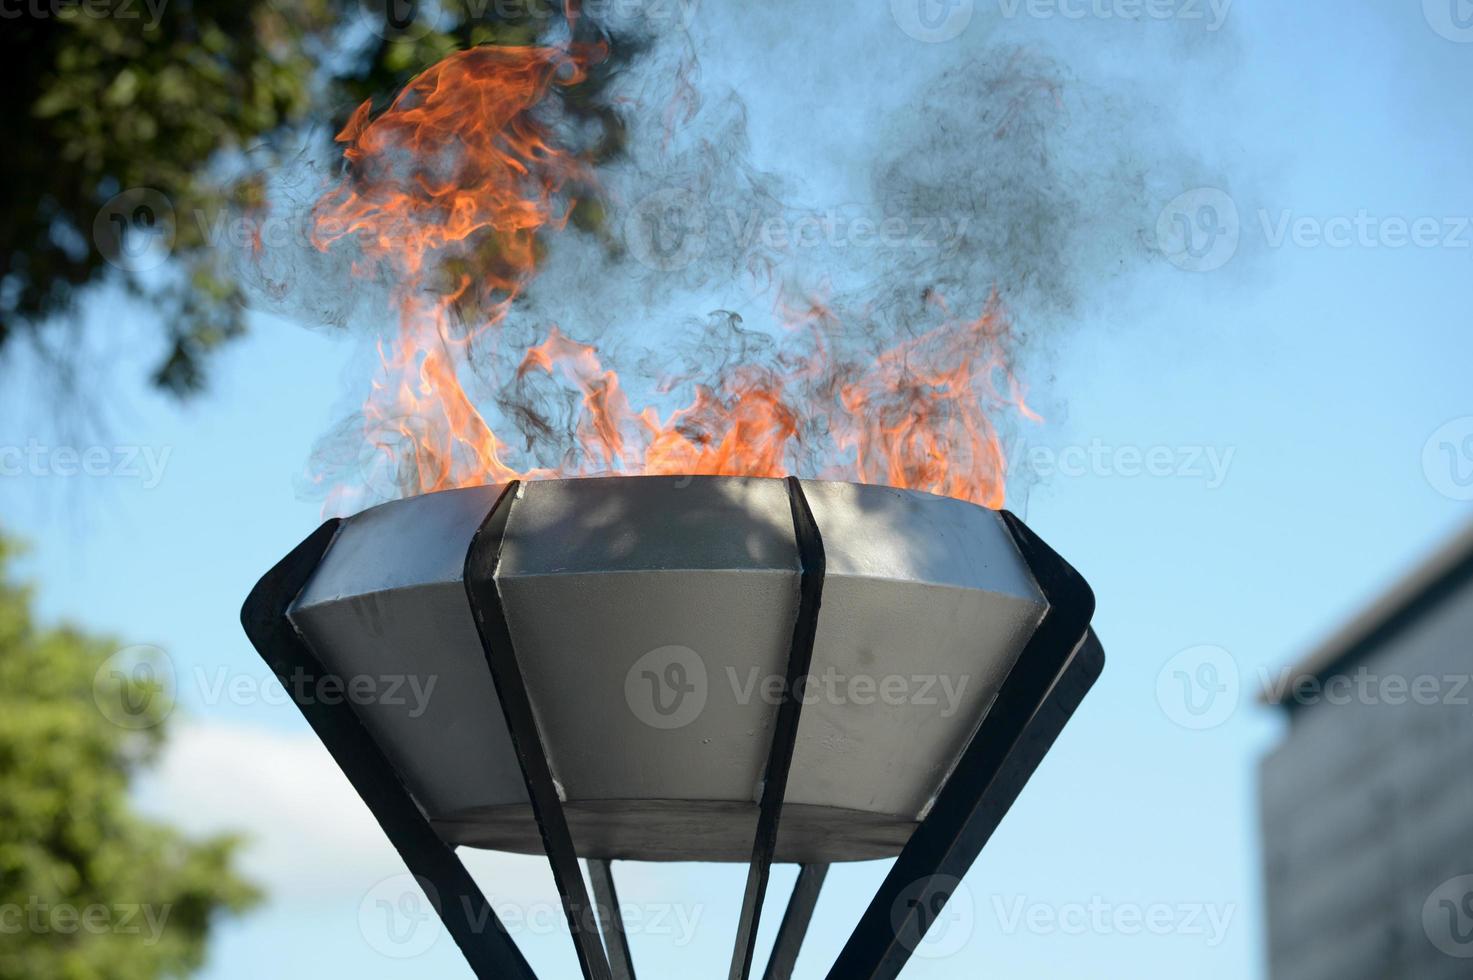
287,475,1047,864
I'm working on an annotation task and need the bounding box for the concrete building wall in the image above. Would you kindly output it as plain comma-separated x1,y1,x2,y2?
1261,574,1473,979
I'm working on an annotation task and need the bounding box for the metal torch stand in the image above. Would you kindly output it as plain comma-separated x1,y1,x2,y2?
241,479,1103,980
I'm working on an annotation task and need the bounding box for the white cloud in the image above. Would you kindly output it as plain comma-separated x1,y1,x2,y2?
134,719,550,905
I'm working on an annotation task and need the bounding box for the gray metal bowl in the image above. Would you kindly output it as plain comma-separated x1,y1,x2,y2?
286,476,1047,863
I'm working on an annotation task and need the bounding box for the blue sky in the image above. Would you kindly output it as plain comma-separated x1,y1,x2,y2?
4,0,1473,976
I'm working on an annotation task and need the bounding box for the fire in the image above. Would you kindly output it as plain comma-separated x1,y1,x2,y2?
828,294,1037,510
312,44,1037,512
314,44,592,317
516,325,802,480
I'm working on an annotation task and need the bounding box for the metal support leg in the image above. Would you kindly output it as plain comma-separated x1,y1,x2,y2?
465,481,614,980
761,864,829,980
241,521,539,980
728,477,827,980
588,859,638,980
823,511,1103,980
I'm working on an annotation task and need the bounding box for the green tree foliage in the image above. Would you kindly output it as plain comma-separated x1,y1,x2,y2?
1,0,622,397
0,534,260,979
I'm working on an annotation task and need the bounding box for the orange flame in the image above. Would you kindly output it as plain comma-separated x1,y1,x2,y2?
313,45,1037,512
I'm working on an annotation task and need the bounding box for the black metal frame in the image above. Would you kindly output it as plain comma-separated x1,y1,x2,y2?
241,489,1102,980
463,481,613,980
588,858,638,980
728,477,827,980
240,520,539,980
823,512,1100,979
762,864,829,980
